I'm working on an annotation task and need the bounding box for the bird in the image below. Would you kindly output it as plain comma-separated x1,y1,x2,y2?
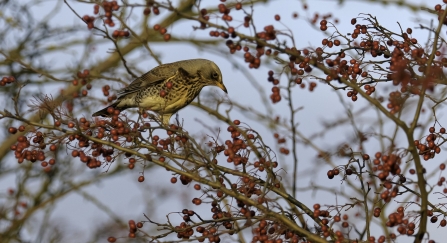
92,59,227,124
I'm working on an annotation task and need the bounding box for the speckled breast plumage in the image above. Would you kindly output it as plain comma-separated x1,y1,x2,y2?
134,74,202,115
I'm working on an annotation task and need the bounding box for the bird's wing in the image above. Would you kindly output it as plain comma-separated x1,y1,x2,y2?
117,72,165,96
176,67,193,78
118,64,185,96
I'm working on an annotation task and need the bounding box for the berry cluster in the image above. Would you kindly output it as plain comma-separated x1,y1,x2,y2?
82,15,95,30
267,70,279,85
314,204,399,242
58,111,131,169
101,85,117,102
153,24,171,41
273,133,289,155
346,89,358,102
371,152,402,181
217,4,232,22
435,3,447,24
0,76,15,86
253,157,278,172
326,168,340,179
270,86,281,104
379,179,400,203
112,29,130,38
224,38,241,54
385,207,416,236
310,12,447,107
251,220,291,243
414,126,443,161
9,127,56,171
257,25,277,41
143,1,160,16
94,0,120,27
242,46,263,69
83,1,122,34
363,84,376,96
220,121,257,166
126,219,143,239
72,69,92,97
175,222,195,240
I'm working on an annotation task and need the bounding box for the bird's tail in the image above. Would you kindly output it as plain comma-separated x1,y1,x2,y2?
92,103,120,117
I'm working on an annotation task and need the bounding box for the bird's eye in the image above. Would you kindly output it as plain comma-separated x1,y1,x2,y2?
212,72,219,79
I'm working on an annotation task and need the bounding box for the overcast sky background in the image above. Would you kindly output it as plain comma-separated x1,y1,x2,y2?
1,0,446,242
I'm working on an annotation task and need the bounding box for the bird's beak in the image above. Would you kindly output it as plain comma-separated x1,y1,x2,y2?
216,82,228,93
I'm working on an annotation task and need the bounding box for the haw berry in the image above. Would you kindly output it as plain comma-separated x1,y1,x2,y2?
107,237,116,242
192,198,202,205
153,6,160,15
144,7,151,15
160,90,167,97
8,127,17,134
107,107,114,114
431,216,438,223
440,219,446,227
163,34,171,41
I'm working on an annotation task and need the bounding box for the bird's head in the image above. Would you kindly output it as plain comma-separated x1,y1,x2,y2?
196,60,227,93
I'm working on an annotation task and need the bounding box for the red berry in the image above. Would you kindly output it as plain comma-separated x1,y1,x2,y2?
8,127,17,134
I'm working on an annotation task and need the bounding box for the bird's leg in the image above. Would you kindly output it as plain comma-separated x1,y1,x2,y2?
160,113,172,125
137,108,144,124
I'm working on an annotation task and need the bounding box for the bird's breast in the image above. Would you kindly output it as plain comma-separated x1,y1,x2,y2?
137,84,191,113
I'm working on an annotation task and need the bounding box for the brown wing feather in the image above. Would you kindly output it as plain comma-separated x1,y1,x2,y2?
118,63,191,96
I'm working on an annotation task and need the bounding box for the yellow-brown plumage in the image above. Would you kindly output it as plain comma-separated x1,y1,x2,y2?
93,59,227,123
